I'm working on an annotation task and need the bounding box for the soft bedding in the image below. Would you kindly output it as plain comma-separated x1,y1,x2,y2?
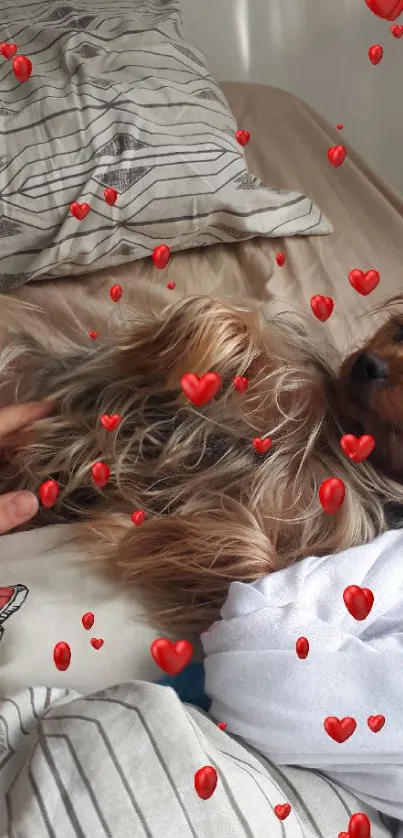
2,76,403,838
0,0,330,288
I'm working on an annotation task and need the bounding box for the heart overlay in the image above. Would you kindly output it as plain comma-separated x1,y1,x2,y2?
0,584,29,642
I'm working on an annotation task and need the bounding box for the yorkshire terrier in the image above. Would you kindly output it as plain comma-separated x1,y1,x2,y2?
337,295,403,482
0,284,403,635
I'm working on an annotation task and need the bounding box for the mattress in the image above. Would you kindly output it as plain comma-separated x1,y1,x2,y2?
11,80,403,352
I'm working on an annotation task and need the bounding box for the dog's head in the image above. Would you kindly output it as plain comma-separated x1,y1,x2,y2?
337,304,403,480
2,290,403,632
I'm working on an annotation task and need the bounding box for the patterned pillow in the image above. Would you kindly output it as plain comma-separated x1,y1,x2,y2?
0,0,332,290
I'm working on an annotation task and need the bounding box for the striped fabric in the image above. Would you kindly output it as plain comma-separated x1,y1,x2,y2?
0,682,395,838
0,0,331,291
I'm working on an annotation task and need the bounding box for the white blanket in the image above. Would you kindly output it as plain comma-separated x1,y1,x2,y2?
202,530,403,823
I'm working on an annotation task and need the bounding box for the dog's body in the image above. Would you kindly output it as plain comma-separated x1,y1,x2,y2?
1,283,403,635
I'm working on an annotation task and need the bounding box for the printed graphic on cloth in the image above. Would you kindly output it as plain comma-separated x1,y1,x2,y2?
0,585,29,642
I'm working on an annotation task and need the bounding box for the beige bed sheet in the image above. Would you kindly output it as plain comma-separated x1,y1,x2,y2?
10,82,403,353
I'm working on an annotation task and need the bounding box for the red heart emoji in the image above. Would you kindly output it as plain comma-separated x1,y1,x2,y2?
39,479,60,508
311,295,334,322
91,461,110,488
217,722,227,731
235,129,250,147
343,585,374,620
150,638,194,675
368,43,384,64
90,637,104,650
152,243,171,269
194,766,218,800
276,251,285,267
100,414,122,431
340,434,375,463
53,641,71,672
365,0,403,20
81,611,95,630
181,372,221,407
167,281,176,290
327,145,347,167
336,123,344,130
295,636,309,659
367,714,385,733
131,510,145,526
348,268,380,295
104,187,118,205
274,804,291,820
12,54,32,82
110,284,122,302
391,22,403,34
233,375,249,392
70,202,90,220
324,716,357,743
253,437,272,454
348,813,371,838
1,43,17,59
88,330,99,340
319,477,345,514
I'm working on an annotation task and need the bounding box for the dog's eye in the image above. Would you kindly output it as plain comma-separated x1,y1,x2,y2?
395,326,403,342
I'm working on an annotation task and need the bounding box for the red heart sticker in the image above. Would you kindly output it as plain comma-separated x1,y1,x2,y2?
311,295,334,322
39,479,60,508
152,244,171,269
336,123,344,130
181,372,221,407
296,636,309,659
343,585,374,620
253,437,272,454
53,641,71,672
319,477,345,514
348,813,371,838
104,187,118,205
90,637,104,650
367,714,385,733
274,804,291,820
327,145,347,167
368,43,384,64
110,284,122,302
100,414,122,431
233,375,249,392
235,129,250,147
365,0,403,20
70,202,90,220
276,251,285,267
91,462,110,488
81,611,95,630
1,43,17,59
340,434,375,463
348,269,380,295
150,638,194,675
217,722,227,731
391,22,403,34
12,55,32,82
167,281,176,290
88,330,99,340
324,716,357,743
131,510,145,526
194,766,218,800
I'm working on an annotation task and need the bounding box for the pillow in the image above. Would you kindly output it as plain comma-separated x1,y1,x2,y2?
0,0,332,290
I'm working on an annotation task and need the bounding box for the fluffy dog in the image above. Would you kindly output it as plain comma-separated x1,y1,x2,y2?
337,294,403,481
1,285,403,634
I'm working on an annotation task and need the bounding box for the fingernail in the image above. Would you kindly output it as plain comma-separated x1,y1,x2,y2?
8,492,39,520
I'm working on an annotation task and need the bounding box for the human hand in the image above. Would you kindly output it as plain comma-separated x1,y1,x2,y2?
0,401,55,535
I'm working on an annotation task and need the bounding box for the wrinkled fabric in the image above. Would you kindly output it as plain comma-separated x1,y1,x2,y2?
202,530,403,822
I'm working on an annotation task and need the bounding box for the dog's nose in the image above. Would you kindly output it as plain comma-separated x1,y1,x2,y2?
350,352,388,384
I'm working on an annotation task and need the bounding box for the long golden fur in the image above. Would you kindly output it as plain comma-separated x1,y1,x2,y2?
1,284,403,634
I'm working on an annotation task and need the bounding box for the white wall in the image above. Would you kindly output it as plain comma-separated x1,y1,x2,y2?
181,0,403,194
